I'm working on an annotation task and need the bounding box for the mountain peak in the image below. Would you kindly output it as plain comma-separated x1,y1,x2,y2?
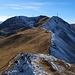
0,15,50,37
42,16,75,63
51,16,68,25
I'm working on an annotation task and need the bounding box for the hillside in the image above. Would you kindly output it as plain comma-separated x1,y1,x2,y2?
0,28,51,72
0,15,50,37
0,15,75,75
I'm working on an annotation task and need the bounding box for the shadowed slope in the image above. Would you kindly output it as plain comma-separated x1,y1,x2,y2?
0,16,50,37
42,16,75,63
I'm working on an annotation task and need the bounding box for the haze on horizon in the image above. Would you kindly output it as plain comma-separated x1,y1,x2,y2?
0,0,75,23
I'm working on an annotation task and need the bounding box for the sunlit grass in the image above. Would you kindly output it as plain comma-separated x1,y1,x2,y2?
0,28,51,72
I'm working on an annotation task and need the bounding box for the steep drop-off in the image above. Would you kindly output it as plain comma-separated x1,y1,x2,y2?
42,16,75,63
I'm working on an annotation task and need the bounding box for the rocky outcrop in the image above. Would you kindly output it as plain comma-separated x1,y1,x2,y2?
2,53,75,75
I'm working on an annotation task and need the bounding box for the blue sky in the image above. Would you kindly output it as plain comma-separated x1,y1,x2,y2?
0,0,75,23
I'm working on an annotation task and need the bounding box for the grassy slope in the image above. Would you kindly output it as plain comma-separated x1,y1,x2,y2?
0,28,51,72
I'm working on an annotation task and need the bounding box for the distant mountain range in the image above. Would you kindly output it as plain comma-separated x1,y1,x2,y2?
0,15,75,75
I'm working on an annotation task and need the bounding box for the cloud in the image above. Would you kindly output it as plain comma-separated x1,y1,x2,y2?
11,5,38,10
0,2,48,14
0,1,70,15
0,1,70,10
70,18,75,23
0,1,51,10
0,16,11,21
66,18,75,24
73,18,75,23
1,2,45,10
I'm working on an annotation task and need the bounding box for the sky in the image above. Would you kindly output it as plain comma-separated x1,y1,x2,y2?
0,0,75,23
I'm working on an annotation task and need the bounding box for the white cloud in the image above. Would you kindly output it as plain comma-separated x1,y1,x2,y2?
0,16,11,21
73,18,75,23
0,2,48,11
1,2,44,9
0,1,70,10
11,5,38,10
66,18,75,24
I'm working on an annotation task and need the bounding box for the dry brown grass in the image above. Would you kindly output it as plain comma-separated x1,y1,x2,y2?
39,58,61,75
0,27,51,72
37,17,50,27
39,58,75,75
54,60,75,74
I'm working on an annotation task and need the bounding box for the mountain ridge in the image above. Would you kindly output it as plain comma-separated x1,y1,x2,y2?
0,15,50,37
42,16,75,63
0,15,75,74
